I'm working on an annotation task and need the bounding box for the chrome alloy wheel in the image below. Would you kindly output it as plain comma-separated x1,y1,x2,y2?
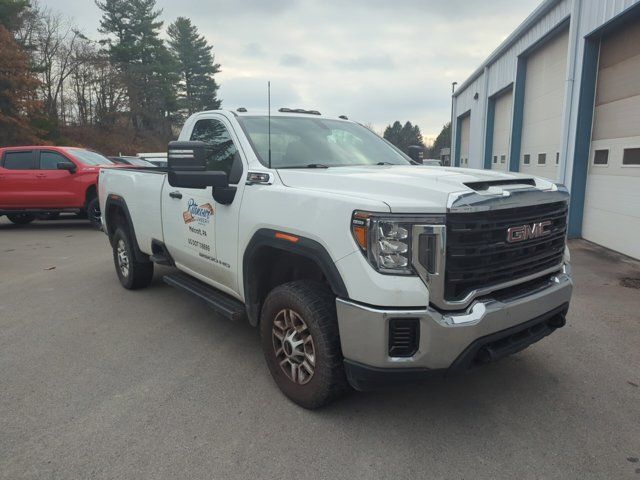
272,309,316,385
116,239,130,278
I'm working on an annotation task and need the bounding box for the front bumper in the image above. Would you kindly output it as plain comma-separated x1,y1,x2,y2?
336,267,572,390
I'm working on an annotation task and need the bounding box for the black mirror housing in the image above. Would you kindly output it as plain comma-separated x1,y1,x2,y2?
167,141,208,171
57,161,76,173
167,140,231,191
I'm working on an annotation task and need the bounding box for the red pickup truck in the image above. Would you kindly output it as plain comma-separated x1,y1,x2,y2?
0,146,120,228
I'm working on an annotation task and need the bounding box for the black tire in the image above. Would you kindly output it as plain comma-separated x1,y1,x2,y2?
112,227,154,290
86,196,101,230
36,212,60,221
7,213,35,225
260,280,349,409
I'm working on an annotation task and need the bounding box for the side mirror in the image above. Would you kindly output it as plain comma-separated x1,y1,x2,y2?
167,140,229,189
57,161,77,173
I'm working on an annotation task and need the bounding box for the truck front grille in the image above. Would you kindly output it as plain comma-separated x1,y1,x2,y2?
444,201,568,302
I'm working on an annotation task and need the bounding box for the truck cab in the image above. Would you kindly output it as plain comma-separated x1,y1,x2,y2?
99,109,572,408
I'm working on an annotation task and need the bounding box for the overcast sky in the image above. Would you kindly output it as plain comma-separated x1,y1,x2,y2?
41,0,540,142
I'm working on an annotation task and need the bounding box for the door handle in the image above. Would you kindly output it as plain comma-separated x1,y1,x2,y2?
169,191,182,199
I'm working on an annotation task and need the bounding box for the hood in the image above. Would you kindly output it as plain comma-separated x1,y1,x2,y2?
277,165,555,213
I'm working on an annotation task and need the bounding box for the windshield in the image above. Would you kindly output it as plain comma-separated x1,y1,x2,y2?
66,148,114,166
237,116,412,168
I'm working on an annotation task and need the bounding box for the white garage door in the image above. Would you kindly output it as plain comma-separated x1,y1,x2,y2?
583,21,640,259
458,114,470,168
491,89,513,172
520,30,569,180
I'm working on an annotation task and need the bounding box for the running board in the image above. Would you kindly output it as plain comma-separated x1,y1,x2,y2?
163,272,247,322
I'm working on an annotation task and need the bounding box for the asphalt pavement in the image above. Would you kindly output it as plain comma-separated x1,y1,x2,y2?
0,215,639,479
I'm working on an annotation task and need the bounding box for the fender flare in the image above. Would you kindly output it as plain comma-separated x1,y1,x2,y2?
104,195,148,262
242,228,349,326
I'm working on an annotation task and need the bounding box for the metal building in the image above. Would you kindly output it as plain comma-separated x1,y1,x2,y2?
451,0,640,259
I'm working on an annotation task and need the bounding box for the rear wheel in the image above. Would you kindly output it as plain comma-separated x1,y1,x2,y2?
112,227,154,289
260,281,349,409
86,196,101,229
7,213,35,225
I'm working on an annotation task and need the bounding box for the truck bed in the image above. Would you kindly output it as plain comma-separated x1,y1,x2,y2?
98,167,168,255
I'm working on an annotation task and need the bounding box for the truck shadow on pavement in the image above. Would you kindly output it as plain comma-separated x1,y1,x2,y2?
0,218,96,232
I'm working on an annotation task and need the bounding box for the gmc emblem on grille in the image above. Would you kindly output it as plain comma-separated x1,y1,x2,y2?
506,220,552,243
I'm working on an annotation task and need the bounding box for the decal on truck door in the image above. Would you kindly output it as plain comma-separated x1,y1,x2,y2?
183,198,214,256
183,198,214,224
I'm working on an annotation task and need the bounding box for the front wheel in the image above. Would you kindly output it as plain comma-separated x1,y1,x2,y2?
112,227,154,290
260,281,349,409
7,213,35,225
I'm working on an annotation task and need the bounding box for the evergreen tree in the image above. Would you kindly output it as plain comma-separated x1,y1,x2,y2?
96,0,178,135
383,120,425,154
0,0,30,32
426,122,451,158
167,17,221,117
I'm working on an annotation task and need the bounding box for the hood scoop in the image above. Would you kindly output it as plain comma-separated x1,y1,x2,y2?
464,178,536,192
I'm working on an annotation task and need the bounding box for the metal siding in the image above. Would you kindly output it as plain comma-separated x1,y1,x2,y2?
454,0,571,172
451,76,483,166
486,0,571,96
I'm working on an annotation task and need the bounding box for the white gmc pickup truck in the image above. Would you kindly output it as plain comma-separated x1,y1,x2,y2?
99,109,572,408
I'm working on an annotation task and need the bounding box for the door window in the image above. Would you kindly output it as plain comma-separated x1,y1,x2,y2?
40,151,69,170
2,151,36,170
190,119,240,179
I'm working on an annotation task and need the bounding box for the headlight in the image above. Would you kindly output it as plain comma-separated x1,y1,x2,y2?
351,211,444,275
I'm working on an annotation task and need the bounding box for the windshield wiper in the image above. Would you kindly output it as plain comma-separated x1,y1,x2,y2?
279,163,330,169
376,161,394,165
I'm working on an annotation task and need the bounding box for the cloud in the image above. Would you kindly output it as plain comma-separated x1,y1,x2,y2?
242,42,266,58
40,0,541,139
279,54,306,67
335,54,394,71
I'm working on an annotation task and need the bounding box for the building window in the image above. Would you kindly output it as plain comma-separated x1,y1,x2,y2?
593,149,609,165
622,148,640,166
538,153,546,165
556,152,560,165
523,154,530,165
500,155,506,164
493,155,497,164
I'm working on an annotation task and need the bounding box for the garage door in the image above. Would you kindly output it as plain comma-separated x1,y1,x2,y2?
458,114,470,168
582,21,640,259
491,89,513,172
520,30,569,180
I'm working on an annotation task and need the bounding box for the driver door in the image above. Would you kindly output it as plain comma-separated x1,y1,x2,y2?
161,116,244,293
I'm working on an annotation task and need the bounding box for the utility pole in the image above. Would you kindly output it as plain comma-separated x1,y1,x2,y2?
449,81,457,166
